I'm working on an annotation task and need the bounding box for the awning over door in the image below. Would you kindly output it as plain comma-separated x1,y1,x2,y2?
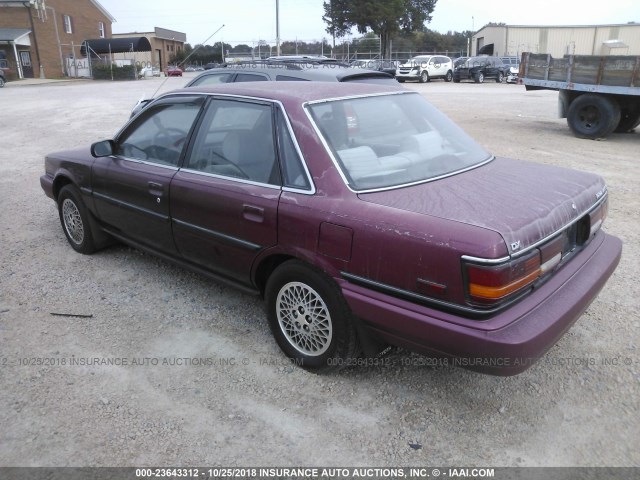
478,43,494,55
0,28,31,46
0,28,32,79
81,37,152,56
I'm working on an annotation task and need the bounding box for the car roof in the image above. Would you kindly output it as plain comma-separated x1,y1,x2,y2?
167,80,410,105
186,63,393,86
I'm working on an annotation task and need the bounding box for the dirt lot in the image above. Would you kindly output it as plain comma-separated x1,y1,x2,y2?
0,75,638,467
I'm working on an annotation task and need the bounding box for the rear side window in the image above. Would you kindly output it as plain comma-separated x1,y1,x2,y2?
276,108,311,190
235,74,268,82
186,100,279,185
190,73,232,86
276,75,309,82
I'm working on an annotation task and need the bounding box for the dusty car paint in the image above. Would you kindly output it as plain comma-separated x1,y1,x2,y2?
41,82,622,374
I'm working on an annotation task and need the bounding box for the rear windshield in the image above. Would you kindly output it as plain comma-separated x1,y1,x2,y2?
307,92,491,191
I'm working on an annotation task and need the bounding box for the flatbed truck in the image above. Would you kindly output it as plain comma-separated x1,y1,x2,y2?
519,53,640,139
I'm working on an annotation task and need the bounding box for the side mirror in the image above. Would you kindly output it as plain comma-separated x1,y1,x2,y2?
91,139,115,158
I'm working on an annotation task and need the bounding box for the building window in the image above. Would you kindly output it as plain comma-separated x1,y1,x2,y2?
63,14,73,34
98,22,105,38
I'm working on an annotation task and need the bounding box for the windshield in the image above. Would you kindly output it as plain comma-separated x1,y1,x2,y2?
308,92,491,191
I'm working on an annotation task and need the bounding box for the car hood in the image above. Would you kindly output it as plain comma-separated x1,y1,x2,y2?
358,157,606,255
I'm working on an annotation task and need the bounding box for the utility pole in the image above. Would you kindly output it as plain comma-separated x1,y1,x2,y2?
276,0,281,56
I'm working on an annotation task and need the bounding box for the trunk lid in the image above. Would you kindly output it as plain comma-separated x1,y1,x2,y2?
359,157,606,255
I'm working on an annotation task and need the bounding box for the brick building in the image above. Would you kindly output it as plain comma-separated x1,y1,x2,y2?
0,0,114,79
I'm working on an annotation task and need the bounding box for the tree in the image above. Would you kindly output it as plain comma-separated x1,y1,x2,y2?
323,0,437,59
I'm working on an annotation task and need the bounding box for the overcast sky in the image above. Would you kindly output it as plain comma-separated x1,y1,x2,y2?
98,0,640,46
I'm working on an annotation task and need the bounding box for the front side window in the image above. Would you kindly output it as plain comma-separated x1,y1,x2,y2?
63,15,73,34
308,92,491,191
98,22,105,38
186,99,279,185
116,99,202,166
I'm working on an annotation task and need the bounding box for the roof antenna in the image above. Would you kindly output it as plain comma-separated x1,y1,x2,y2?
149,24,226,99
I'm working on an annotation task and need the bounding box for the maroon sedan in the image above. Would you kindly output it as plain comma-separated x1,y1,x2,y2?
40,82,622,374
165,66,183,77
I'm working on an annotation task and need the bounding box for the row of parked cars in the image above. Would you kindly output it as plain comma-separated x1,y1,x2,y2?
398,55,519,84
352,55,520,84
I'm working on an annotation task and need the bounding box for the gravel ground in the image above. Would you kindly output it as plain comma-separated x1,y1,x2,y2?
0,75,638,467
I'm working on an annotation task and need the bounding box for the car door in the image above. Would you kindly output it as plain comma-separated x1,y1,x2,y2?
170,97,281,284
92,96,204,253
431,56,443,78
488,58,498,78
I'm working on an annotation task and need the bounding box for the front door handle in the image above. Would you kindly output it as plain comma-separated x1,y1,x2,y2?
148,181,164,196
242,205,264,223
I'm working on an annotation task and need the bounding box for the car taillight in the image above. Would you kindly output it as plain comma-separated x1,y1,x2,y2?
463,199,606,309
465,251,541,306
464,244,563,308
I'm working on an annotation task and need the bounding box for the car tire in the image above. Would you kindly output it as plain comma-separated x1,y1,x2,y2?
567,94,621,139
474,72,484,83
496,72,504,83
0,76,5,88
397,78,405,83
445,70,453,82
57,185,97,254
614,107,640,133
419,71,429,83
453,77,460,83
265,260,359,371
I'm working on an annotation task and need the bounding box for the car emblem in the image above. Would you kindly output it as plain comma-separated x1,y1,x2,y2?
511,240,521,251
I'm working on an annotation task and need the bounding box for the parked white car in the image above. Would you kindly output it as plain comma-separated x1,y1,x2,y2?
501,56,520,84
396,55,453,83
139,66,160,78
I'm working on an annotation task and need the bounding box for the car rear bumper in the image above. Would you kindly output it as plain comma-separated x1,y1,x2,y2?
340,231,622,375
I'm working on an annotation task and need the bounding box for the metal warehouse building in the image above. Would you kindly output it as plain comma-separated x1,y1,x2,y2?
472,23,640,57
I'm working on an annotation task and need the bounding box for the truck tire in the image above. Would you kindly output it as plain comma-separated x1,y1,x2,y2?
566,94,621,139
615,107,640,133
474,72,484,83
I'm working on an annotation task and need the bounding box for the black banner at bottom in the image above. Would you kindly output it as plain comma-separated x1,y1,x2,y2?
0,467,637,480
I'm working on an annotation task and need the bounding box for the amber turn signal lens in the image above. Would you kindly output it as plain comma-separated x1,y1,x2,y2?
465,250,542,305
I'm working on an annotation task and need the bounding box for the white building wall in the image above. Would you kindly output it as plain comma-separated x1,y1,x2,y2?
473,24,640,57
